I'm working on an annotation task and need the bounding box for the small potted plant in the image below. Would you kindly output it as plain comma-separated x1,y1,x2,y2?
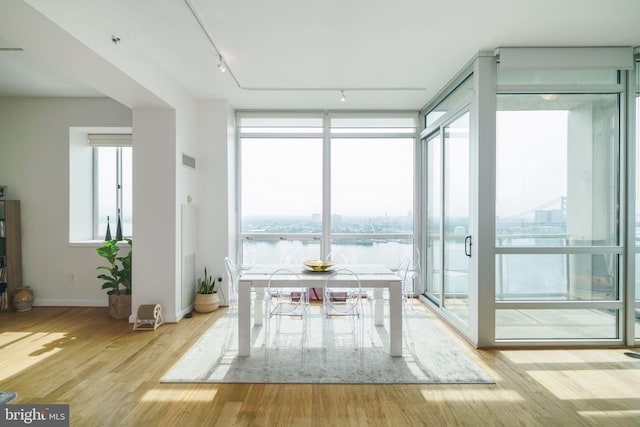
194,267,220,313
96,238,132,319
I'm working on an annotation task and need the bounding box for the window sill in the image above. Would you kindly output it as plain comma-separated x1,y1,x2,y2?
69,240,130,248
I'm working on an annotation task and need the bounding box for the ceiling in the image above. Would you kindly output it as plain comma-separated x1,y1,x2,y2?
1,0,639,110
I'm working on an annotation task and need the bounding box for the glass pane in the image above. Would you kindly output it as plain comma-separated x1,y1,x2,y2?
636,64,640,341
121,147,133,237
330,116,416,128
496,94,619,246
331,128,415,135
496,309,619,340
330,116,416,134
331,138,413,234
636,91,640,304
443,113,470,323
329,238,413,269
636,254,640,304
426,133,442,303
238,115,323,128
497,68,618,85
496,254,618,301
426,75,473,128
241,239,320,267
241,138,322,233
96,147,117,239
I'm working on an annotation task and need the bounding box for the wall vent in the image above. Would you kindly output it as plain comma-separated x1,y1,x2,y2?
182,154,196,169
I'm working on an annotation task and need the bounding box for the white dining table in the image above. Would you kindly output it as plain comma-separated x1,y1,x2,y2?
237,264,403,357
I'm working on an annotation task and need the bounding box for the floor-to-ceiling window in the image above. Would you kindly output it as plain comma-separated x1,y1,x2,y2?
635,60,640,340
238,112,417,270
495,92,622,341
420,48,635,346
423,75,474,328
239,114,323,264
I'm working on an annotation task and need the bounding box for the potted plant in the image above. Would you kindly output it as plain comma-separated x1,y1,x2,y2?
96,238,132,319
194,267,220,313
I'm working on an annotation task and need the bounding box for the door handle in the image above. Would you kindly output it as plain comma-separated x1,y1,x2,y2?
464,235,472,257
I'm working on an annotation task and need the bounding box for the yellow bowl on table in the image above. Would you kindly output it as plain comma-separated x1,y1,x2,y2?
303,260,335,272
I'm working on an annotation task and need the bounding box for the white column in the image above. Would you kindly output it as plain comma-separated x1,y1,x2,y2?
472,53,497,347
197,100,236,306
131,108,178,322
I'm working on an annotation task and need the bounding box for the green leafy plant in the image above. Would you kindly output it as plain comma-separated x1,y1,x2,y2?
197,267,217,294
96,238,132,295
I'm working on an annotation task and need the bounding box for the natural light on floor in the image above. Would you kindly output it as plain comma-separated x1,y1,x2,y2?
578,410,640,420
141,387,218,402
499,349,618,364
0,331,69,381
527,370,640,400
420,388,524,402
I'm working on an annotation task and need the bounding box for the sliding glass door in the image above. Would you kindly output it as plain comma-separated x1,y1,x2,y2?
425,132,442,304
443,113,471,322
424,112,471,325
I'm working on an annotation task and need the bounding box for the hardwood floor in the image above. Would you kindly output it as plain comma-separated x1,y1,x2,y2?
1,305,639,426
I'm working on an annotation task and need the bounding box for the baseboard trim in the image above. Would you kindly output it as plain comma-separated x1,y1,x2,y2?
35,298,107,307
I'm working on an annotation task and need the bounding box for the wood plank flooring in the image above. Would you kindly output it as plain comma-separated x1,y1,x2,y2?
0,305,639,426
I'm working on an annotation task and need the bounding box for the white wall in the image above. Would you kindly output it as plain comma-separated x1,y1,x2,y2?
0,97,132,306
131,108,179,321
0,2,234,323
197,101,236,306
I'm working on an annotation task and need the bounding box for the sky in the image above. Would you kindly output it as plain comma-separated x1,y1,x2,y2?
241,137,413,218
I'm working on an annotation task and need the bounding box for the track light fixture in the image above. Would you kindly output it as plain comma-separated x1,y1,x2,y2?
217,57,227,72
340,90,346,103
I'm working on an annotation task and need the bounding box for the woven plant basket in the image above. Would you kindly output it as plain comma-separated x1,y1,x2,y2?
109,294,132,319
194,293,220,313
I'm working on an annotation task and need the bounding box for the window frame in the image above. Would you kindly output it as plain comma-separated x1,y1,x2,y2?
492,74,627,344
91,141,132,241
237,112,418,271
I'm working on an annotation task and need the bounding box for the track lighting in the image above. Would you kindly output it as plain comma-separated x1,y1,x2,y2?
217,57,226,72
185,0,427,93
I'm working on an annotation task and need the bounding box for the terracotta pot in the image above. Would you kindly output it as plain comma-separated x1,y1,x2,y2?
194,293,220,313
108,294,132,319
14,286,34,312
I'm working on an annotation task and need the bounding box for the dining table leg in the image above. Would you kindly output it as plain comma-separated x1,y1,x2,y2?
373,288,384,326
254,289,265,326
389,280,403,357
238,282,252,356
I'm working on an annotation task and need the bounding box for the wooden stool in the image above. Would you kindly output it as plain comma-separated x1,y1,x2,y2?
133,304,164,331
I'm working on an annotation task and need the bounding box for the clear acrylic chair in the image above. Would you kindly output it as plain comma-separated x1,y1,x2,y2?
326,250,350,265
366,257,412,350
213,256,238,360
264,268,310,369
391,255,418,356
403,247,421,303
224,256,239,316
322,268,365,368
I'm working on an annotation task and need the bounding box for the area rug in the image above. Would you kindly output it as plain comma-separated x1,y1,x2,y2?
162,305,493,384
0,392,17,404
